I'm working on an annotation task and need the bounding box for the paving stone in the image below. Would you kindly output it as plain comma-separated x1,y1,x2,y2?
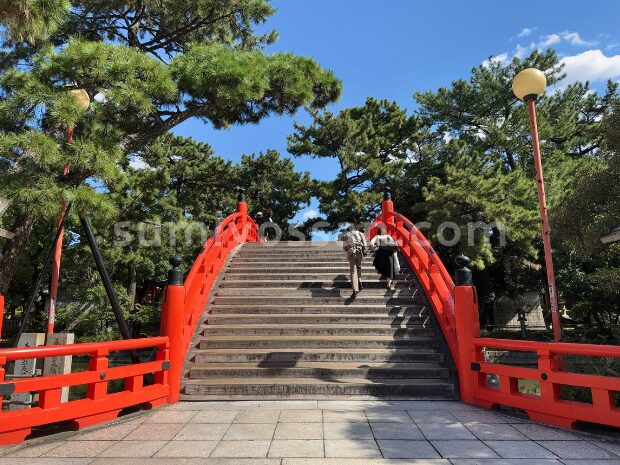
210,440,271,458
593,440,620,456
154,440,219,457
0,459,95,465
191,411,239,424
512,423,584,440
6,441,66,457
484,440,559,459
324,439,382,458
224,423,277,440
561,461,620,465
323,410,368,422
191,461,279,465
370,422,425,440
124,423,185,440
537,440,616,459
234,410,281,424
324,422,374,439
174,423,230,441
71,423,139,441
364,410,413,423
274,422,323,440
91,458,190,465
42,441,113,457
98,440,167,457
463,423,528,440
450,460,562,465
282,460,451,465
268,440,324,458
417,422,477,440
408,410,458,424
431,440,499,458
149,410,197,424
450,410,510,423
377,440,441,458
278,409,323,423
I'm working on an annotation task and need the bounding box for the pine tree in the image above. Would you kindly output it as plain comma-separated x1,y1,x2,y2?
0,1,342,295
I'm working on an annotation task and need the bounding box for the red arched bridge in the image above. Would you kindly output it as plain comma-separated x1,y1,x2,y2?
0,190,618,445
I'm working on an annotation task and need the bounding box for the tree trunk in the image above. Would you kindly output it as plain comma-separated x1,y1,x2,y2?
127,260,138,336
0,212,36,295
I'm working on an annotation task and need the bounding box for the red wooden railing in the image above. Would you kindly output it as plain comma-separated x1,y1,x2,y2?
160,199,258,402
455,284,620,428
373,190,620,429
0,337,170,444
0,199,257,444
367,194,459,365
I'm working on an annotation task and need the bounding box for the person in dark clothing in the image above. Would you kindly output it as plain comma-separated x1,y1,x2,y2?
370,227,400,290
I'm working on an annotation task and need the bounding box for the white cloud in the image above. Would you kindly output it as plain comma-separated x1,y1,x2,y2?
482,53,509,68
129,156,148,170
302,209,319,220
518,27,536,38
540,34,561,47
560,49,620,84
538,31,597,49
515,43,532,59
561,31,593,46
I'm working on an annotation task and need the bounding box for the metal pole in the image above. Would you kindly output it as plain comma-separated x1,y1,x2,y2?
47,126,73,334
79,213,135,343
13,203,73,346
526,97,562,341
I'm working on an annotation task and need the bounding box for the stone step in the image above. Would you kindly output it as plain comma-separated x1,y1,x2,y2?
213,295,423,305
188,362,450,379
241,241,343,248
203,313,430,325
236,250,349,257
214,288,419,297
226,267,382,274
231,258,354,264
200,324,435,337
228,263,381,270
198,335,439,349
182,377,456,400
208,304,428,315
192,348,444,364
218,279,418,289
223,273,390,280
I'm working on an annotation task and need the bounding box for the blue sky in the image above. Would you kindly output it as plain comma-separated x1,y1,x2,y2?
172,0,620,224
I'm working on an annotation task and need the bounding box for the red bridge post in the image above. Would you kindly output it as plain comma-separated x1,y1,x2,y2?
237,189,248,239
381,187,395,234
161,256,185,403
453,255,482,404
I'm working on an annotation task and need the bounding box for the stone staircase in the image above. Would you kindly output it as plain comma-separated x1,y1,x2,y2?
181,241,457,400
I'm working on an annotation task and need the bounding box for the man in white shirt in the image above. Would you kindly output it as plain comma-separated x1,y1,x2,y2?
342,225,367,298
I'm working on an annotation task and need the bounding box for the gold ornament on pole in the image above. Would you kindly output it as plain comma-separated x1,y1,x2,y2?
65,88,91,112
512,68,547,101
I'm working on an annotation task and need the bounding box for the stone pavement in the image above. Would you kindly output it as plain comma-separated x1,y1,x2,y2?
1,400,620,465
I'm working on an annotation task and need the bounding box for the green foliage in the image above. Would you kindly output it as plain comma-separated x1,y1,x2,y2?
288,97,421,226
0,0,70,42
0,0,341,340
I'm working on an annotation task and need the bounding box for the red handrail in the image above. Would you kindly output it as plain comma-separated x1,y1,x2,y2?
468,336,620,428
0,336,170,445
368,201,459,365
161,201,258,402
0,201,257,445
370,196,620,430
